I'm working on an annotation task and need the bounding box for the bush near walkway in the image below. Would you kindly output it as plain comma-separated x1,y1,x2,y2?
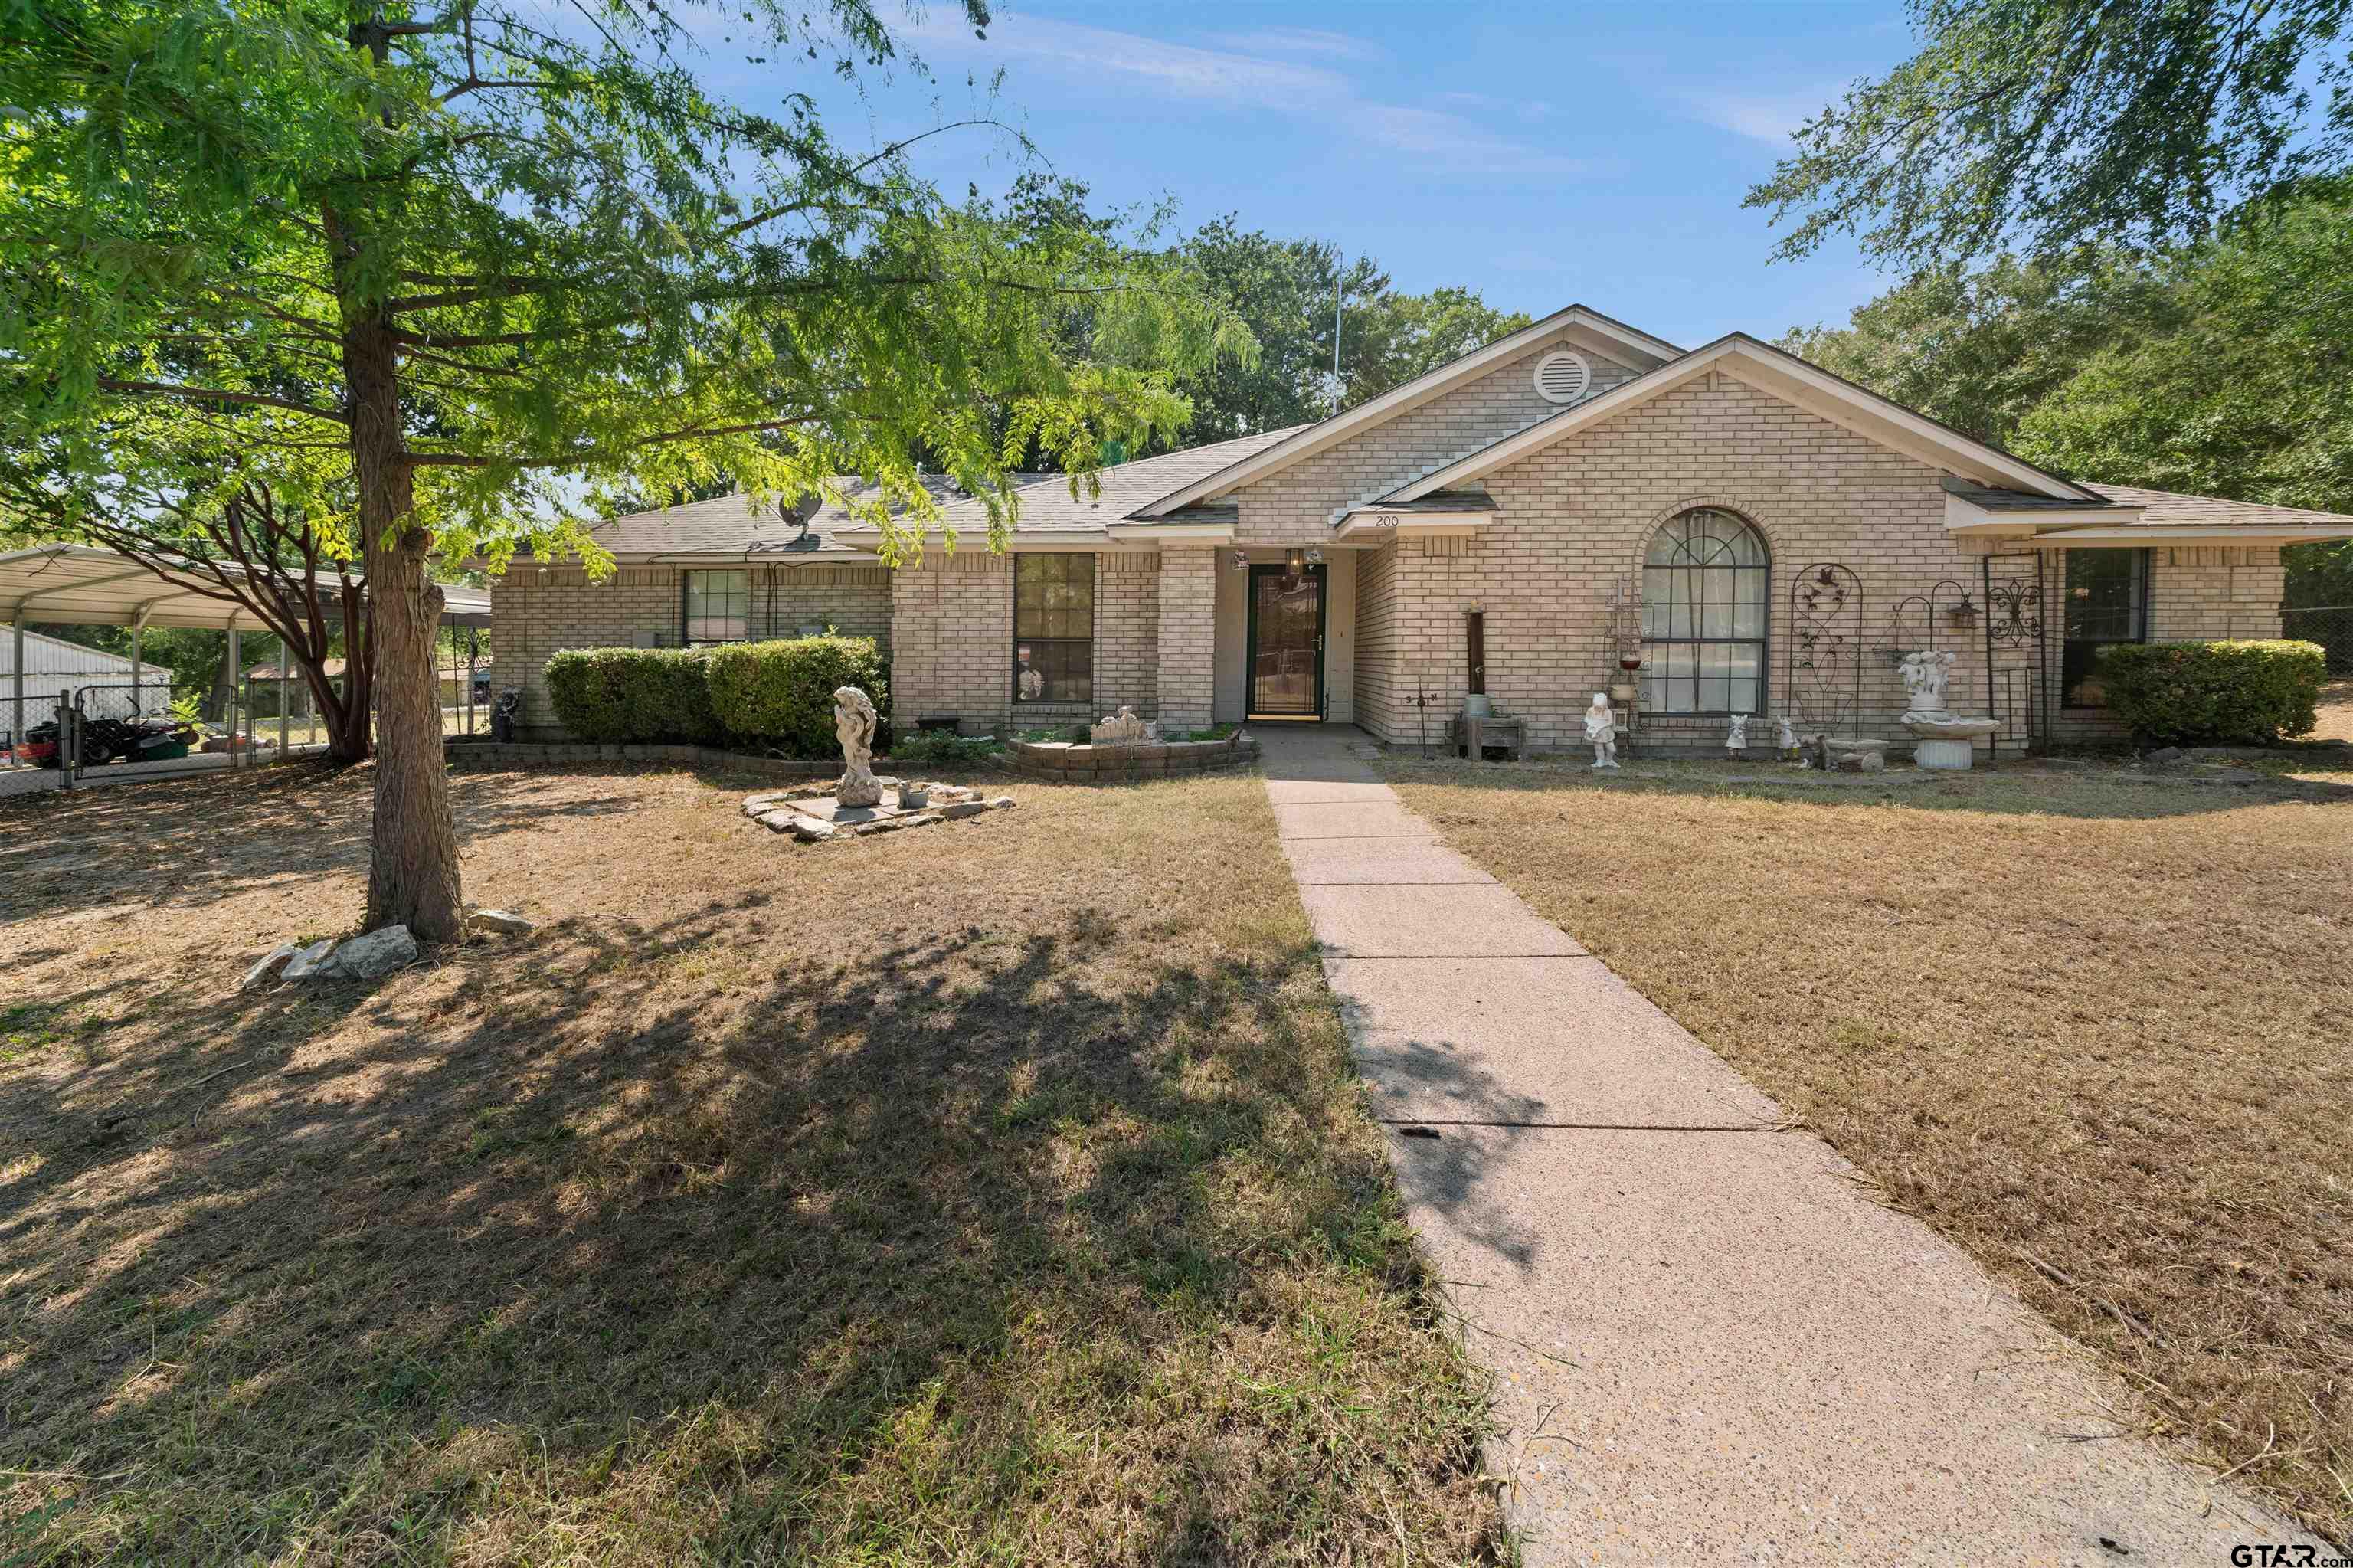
705,635,889,758
0,767,1499,1564
2099,638,2325,745
543,646,722,744
1388,758,2353,1544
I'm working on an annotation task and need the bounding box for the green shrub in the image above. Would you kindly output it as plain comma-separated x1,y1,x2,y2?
705,635,889,758
543,647,719,744
2097,639,2325,745
892,727,999,766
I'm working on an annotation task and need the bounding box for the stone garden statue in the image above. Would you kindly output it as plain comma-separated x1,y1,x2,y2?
1726,712,1750,754
1776,715,1799,758
1898,649,1955,718
1090,705,1154,745
1583,692,1619,770
833,686,882,807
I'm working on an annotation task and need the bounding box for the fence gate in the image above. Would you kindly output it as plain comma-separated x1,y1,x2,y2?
1979,552,2048,754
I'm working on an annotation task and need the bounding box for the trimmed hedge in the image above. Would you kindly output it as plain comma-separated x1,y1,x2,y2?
705,635,889,758
544,647,721,744
2097,639,2325,745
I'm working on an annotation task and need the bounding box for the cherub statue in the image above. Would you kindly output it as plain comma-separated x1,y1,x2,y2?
833,686,882,807
1726,712,1750,754
1583,692,1619,770
1898,649,1956,717
1776,715,1800,761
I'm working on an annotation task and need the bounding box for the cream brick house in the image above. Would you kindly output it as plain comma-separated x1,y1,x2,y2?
491,305,2353,754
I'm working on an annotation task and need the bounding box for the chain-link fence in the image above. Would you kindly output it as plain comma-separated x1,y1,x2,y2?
2282,605,2353,673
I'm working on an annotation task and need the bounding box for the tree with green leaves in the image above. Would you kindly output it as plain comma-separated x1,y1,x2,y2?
1150,218,1528,446
1340,285,1533,409
1784,179,2353,593
1748,0,2352,269
0,437,378,761
3,0,1247,941
2009,183,2353,515
1780,253,2175,447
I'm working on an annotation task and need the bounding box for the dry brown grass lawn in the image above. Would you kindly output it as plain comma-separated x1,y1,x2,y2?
2314,677,2353,744
0,764,1500,1565
1387,755,2353,1543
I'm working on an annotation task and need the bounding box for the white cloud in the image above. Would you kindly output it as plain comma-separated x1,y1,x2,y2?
1209,26,1386,64
908,11,1599,177
1353,105,1595,175
1679,87,1841,146
911,12,1342,105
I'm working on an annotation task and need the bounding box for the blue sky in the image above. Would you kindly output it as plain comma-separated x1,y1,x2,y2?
694,1,1924,350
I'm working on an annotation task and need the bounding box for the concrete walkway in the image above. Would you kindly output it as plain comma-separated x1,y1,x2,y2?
1259,725,2312,1566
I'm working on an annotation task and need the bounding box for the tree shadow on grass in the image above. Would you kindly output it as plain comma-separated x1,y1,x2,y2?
0,763,649,929
0,892,1480,1562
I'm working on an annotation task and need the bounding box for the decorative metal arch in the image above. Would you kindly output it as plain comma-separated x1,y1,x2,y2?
1883,578,1975,654
1784,562,1864,738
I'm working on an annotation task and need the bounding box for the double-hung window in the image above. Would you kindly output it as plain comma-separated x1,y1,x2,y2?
682,569,750,645
2061,550,2148,708
1013,554,1094,704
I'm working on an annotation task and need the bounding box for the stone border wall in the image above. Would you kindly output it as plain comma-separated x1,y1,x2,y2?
1005,732,1258,784
447,738,848,781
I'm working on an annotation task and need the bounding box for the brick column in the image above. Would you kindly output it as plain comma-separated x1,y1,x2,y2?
1155,547,1216,730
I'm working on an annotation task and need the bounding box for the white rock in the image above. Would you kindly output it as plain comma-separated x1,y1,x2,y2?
280,938,337,980
987,796,1016,810
241,941,303,991
306,925,418,982
468,908,536,935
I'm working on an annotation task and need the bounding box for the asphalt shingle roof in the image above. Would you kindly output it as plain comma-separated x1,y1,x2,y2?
2077,483,2353,530
915,427,1309,536
1939,479,2118,513
581,476,1051,561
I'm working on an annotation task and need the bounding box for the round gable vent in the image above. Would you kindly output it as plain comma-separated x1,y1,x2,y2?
1533,349,1591,405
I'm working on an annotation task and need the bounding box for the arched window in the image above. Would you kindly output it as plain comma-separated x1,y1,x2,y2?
1641,508,1769,715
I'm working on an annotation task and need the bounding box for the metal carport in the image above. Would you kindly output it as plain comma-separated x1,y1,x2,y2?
2,542,490,765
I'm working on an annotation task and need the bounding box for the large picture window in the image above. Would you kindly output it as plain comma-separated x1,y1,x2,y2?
682,568,750,644
1641,507,1769,715
2061,548,2148,707
1013,554,1093,704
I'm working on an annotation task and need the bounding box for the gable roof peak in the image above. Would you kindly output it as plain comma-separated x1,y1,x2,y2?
1126,303,1682,519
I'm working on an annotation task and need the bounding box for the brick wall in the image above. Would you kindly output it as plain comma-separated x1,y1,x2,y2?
1155,547,1216,730
491,564,888,736
889,549,1163,735
1355,538,1399,734
1341,372,2286,755
1228,338,1641,545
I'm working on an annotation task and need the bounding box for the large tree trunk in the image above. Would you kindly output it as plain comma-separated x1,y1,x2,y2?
345,313,463,941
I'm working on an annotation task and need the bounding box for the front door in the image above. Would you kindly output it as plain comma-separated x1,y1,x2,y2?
1247,563,1325,717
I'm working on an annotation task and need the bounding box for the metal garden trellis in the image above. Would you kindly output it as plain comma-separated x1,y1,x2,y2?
1784,563,1863,739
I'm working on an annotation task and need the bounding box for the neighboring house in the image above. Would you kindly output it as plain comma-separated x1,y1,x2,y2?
489,306,2353,752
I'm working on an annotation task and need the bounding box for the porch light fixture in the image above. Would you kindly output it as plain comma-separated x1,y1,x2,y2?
1285,548,1306,576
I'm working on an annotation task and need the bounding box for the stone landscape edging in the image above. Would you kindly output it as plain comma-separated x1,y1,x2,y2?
1005,731,1260,784
447,739,882,780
